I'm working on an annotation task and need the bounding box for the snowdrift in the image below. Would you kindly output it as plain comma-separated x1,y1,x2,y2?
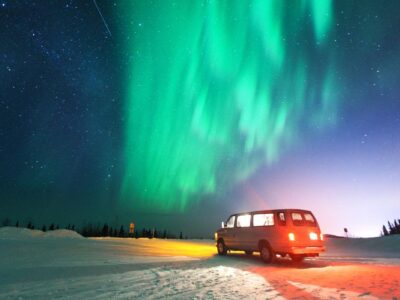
324,235,400,258
0,227,83,240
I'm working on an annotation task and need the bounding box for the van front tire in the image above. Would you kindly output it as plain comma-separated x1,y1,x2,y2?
217,239,227,255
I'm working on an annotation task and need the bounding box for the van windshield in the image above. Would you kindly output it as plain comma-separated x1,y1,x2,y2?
291,212,316,227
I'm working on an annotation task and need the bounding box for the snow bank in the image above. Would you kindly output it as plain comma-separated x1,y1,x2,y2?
0,227,83,240
43,229,83,239
0,227,45,239
324,235,400,258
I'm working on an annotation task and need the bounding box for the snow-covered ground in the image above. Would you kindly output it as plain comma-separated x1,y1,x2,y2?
322,234,400,258
0,227,399,299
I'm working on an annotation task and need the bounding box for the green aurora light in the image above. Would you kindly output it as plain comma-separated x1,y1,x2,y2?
121,0,338,211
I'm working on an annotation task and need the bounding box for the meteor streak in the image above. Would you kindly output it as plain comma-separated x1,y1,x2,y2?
92,0,111,37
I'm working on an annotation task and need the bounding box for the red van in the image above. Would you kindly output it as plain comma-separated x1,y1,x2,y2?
215,209,325,263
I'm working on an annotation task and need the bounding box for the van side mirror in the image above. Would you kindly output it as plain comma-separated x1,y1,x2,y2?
221,221,226,228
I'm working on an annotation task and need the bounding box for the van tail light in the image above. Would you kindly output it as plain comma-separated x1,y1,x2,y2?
309,232,318,240
320,233,324,241
288,233,295,241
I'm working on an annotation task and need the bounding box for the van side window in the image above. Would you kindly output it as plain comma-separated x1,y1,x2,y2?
236,214,251,227
277,212,286,226
253,214,274,226
226,216,235,228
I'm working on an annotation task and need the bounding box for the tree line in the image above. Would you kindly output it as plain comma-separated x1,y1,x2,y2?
79,223,185,239
381,219,400,236
0,218,187,239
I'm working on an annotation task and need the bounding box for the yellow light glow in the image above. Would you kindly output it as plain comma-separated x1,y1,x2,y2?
124,238,216,258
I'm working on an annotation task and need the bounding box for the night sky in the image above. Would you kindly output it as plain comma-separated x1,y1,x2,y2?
1,0,399,237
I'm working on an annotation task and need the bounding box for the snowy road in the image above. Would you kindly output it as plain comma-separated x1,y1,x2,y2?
0,228,399,299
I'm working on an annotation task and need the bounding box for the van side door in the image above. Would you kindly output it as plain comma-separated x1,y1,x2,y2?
252,212,276,250
235,214,252,251
223,215,236,248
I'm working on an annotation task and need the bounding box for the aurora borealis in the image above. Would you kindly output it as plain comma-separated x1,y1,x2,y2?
121,0,338,211
1,1,400,237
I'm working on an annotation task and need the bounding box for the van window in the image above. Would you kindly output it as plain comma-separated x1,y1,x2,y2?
292,213,302,221
277,212,286,226
226,216,235,228
304,213,316,226
236,214,251,227
304,213,315,222
292,212,316,226
253,213,274,226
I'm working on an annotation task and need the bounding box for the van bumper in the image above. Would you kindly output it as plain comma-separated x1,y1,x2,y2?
290,246,325,255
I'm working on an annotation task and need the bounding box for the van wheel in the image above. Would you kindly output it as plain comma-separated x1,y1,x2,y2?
217,239,227,255
290,254,304,263
260,243,274,263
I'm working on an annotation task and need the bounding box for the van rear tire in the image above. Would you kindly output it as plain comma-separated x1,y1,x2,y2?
260,243,274,263
217,239,227,255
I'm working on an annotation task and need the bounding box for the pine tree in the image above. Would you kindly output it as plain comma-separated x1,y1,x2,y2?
27,222,32,229
118,225,125,237
49,223,55,231
94,224,101,237
101,223,109,237
42,225,47,232
179,232,183,239
382,225,389,236
162,230,167,239
15,221,19,227
388,221,394,235
394,220,400,234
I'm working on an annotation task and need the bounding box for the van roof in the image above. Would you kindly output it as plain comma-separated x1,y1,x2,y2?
230,208,313,216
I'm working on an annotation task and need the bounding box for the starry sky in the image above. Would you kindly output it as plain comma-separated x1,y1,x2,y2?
1,0,399,237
